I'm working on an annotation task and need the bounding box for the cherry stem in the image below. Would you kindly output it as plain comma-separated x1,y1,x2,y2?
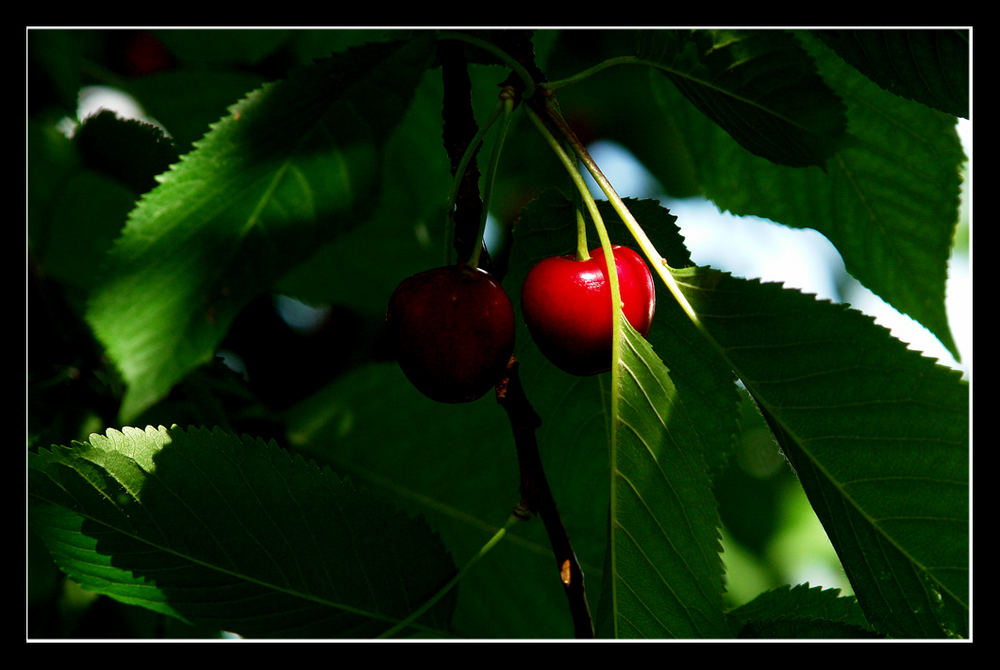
445,98,504,266
526,105,624,322
574,207,591,261
440,41,489,268
468,89,515,269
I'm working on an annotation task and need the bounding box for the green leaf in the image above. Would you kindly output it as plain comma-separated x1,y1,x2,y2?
27,118,135,295
637,29,847,168
85,37,436,422
598,318,729,638
30,169,137,294
672,266,969,638
650,31,965,359
738,617,881,639
29,426,457,638
727,583,874,637
815,29,969,119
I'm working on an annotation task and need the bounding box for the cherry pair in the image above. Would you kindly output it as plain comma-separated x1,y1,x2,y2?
386,245,655,403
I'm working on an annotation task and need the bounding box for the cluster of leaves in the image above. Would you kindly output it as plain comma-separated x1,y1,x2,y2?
28,28,969,639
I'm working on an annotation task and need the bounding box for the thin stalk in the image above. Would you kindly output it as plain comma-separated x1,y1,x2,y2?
469,90,515,268
574,207,591,261
445,99,505,265
379,514,521,639
542,55,642,92
527,109,625,642
525,108,611,280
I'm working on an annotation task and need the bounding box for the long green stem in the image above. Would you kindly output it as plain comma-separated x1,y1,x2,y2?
469,90,515,268
542,55,642,92
574,207,590,261
541,98,703,328
444,99,504,264
379,514,521,639
525,108,610,270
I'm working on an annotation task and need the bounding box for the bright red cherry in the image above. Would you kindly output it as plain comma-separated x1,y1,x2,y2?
521,245,655,376
386,264,515,403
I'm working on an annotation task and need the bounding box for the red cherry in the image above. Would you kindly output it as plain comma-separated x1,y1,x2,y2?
124,31,173,76
386,264,515,403
521,245,655,376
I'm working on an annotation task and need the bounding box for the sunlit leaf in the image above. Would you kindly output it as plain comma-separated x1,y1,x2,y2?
85,37,436,421
598,319,729,638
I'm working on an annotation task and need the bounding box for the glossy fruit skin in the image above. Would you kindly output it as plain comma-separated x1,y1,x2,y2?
521,245,655,376
386,264,515,403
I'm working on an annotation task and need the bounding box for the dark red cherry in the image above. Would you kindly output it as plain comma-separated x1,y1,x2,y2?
386,264,515,403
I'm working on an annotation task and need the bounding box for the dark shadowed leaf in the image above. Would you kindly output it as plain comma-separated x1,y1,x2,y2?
29,426,457,638
815,29,969,118
637,29,847,168
727,583,876,638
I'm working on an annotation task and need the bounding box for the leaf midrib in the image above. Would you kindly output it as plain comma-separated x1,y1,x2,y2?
746,382,966,609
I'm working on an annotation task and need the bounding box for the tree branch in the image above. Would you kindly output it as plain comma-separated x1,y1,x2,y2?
496,357,594,639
